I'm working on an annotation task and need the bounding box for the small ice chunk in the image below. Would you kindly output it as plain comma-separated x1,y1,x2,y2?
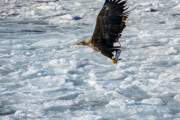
77,91,110,103
15,110,26,117
174,94,180,101
143,8,157,12
173,4,180,10
158,38,170,44
21,66,45,77
117,62,128,69
43,100,79,109
165,47,178,55
176,0,180,3
159,4,166,7
49,59,61,66
35,0,58,2
138,31,152,38
162,91,176,97
54,58,85,67
174,55,180,60
139,3,152,6
75,3,82,6
37,5,56,10
173,38,180,43
141,98,166,105
134,3,152,7
31,10,41,16
167,61,174,66
72,115,104,120
72,15,82,20
0,10,19,16
12,40,24,45
30,39,59,48
60,14,81,20
106,99,138,107
12,44,31,50
125,76,135,82
59,58,70,65
69,60,83,67
60,14,73,20
37,5,66,10
163,114,172,118
9,10,19,16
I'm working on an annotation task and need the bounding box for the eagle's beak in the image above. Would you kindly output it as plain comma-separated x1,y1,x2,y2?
77,42,80,45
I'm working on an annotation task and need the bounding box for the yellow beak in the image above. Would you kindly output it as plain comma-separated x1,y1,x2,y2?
77,42,80,45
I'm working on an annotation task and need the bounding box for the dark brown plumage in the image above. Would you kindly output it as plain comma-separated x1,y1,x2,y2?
77,0,129,64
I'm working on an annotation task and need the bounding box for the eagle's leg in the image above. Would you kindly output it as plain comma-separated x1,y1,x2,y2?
111,40,121,51
117,40,121,47
110,40,122,63
100,50,117,64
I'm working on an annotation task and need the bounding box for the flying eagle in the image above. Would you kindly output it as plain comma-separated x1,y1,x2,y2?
77,0,129,64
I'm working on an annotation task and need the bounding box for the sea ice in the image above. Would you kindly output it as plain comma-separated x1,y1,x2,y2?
174,94,180,101
60,14,81,20
173,38,180,43
165,47,178,55
141,98,166,105
0,0,180,119
172,4,180,9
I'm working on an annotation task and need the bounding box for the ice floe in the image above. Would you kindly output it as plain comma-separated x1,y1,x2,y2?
0,0,180,119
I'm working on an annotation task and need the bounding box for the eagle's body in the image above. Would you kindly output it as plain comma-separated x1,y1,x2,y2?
77,0,129,64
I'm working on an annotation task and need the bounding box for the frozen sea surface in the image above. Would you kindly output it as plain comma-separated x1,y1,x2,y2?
0,0,180,119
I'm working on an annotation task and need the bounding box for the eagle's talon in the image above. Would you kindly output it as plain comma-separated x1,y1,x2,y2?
111,58,117,64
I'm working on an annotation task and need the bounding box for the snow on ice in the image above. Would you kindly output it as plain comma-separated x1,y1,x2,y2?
0,0,180,119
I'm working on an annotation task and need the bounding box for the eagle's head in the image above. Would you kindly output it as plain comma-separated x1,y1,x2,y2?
77,40,86,45
77,38,92,46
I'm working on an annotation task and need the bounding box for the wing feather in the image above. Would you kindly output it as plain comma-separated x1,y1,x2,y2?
92,0,129,48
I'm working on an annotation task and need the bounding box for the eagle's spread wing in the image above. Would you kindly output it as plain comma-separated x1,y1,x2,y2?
92,0,129,51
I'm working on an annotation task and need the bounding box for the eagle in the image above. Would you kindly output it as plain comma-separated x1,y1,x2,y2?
77,0,129,64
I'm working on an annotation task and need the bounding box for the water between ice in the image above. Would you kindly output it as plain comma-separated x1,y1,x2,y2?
0,0,180,119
